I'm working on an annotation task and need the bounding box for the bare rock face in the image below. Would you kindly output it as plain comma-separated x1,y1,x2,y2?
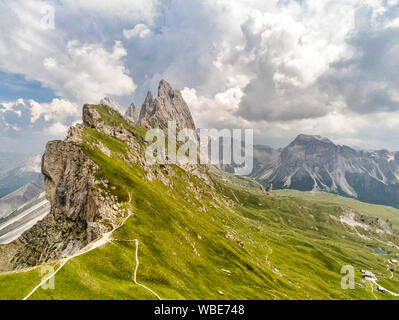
0,141,103,271
0,127,133,272
125,102,140,124
139,80,196,131
42,141,100,223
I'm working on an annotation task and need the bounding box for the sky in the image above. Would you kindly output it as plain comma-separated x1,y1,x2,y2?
1,0,399,154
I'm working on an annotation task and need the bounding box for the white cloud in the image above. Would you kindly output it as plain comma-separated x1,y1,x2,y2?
0,98,80,140
181,73,252,129
28,98,80,123
0,1,139,105
45,122,69,136
62,0,160,24
124,24,153,39
41,41,136,103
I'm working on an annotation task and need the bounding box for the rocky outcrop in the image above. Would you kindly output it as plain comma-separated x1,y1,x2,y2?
0,141,104,271
82,104,144,150
100,97,126,115
125,102,140,124
139,80,196,131
41,141,100,223
0,80,203,272
0,126,132,271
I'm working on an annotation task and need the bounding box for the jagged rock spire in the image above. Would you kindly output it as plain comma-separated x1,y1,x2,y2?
125,102,141,124
139,80,196,131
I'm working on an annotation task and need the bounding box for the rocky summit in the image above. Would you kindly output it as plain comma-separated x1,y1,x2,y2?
139,80,196,131
0,80,208,272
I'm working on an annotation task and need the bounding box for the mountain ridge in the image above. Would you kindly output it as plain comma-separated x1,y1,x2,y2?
0,80,210,272
251,134,399,208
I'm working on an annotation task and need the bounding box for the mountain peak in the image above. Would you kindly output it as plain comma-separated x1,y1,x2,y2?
158,79,173,91
139,80,196,131
292,134,334,145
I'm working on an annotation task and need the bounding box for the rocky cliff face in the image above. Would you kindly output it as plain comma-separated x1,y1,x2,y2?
251,134,399,208
41,141,100,224
125,102,140,124
0,109,131,271
139,80,196,131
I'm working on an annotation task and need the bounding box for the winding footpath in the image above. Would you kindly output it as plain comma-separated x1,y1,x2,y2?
23,235,162,300
23,200,162,300
368,278,399,297
365,262,399,298
23,231,113,300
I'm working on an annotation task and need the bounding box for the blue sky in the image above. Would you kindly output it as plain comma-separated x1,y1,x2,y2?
1,0,399,154
0,72,56,102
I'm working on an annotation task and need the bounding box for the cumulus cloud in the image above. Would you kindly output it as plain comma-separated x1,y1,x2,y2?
0,98,80,139
319,4,399,115
29,98,80,123
41,41,136,103
0,1,139,105
44,122,69,136
2,0,399,152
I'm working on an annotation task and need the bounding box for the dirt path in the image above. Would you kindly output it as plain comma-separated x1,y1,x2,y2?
386,261,394,280
23,200,135,301
367,280,378,300
23,231,113,300
369,278,399,297
115,239,162,300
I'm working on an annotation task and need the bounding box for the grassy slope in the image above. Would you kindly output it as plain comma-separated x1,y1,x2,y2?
1,105,398,300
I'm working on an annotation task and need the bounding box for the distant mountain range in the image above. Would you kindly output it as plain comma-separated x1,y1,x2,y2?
251,134,399,208
0,153,42,199
0,155,48,243
0,176,45,219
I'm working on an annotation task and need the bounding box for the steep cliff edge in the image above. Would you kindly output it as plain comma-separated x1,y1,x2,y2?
0,107,134,271
0,81,215,272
